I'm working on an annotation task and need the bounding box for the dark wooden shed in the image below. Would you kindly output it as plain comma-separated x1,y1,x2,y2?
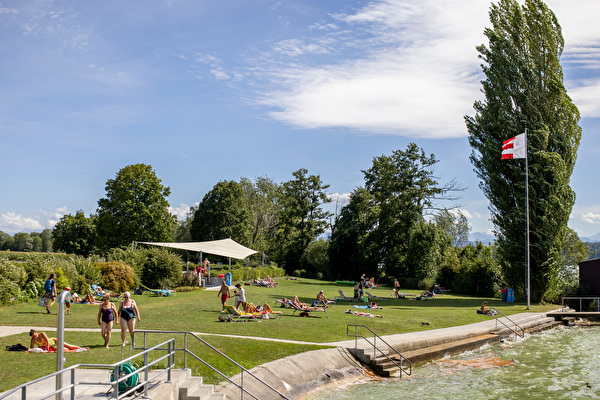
579,259,600,295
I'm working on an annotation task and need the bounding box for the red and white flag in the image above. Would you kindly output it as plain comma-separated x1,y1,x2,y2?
501,133,526,159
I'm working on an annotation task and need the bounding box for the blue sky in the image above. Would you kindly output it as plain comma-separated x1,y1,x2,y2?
1,0,599,239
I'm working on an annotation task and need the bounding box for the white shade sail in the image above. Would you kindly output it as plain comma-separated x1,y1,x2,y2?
139,238,257,260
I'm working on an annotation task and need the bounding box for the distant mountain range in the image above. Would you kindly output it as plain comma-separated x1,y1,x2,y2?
468,231,495,244
469,232,600,244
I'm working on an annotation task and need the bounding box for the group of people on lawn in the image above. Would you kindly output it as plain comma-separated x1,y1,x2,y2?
30,273,141,352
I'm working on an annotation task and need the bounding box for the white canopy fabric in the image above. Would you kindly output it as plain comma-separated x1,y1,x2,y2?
139,238,257,260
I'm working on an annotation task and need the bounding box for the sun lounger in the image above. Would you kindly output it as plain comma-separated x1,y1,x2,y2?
335,290,356,302
141,285,175,297
91,284,121,300
365,291,392,300
221,305,262,322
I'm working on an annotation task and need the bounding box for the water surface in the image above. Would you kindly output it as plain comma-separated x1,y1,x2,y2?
307,325,600,399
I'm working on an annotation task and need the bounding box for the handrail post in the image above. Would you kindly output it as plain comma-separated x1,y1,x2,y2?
112,365,119,399
184,332,188,370
240,368,244,400
143,349,149,397
70,368,75,400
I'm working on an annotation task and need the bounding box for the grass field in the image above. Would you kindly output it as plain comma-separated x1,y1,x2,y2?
0,277,557,392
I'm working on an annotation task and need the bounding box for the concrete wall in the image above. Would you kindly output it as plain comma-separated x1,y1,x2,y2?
214,347,368,400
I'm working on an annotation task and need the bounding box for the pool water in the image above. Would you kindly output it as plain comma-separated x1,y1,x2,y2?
306,325,600,399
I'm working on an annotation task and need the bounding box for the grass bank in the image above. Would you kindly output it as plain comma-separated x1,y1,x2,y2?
0,277,556,392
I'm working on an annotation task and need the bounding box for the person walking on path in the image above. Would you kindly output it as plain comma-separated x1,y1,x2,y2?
98,294,118,348
118,291,141,347
217,280,231,310
43,273,57,314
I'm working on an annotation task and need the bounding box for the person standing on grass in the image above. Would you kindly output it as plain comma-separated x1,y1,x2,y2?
394,279,401,299
234,283,246,310
118,291,141,347
218,280,230,310
98,294,118,348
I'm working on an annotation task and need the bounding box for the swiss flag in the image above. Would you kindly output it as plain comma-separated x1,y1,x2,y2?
501,133,526,159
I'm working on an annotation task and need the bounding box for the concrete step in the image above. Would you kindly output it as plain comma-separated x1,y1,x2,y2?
401,333,499,366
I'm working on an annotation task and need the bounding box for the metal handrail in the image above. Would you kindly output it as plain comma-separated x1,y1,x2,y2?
346,324,412,377
133,330,290,400
488,308,525,338
561,296,600,312
0,339,176,400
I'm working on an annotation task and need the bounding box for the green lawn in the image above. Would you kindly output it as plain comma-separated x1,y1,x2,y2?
0,278,557,392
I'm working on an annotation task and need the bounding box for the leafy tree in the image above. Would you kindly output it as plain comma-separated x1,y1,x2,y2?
404,220,451,286
190,180,252,246
434,209,470,248
239,176,281,257
363,143,444,278
52,210,97,256
95,164,175,252
0,231,13,250
13,232,33,252
275,169,332,272
172,205,196,243
453,242,503,296
301,238,330,279
40,229,53,252
466,0,581,301
328,187,378,280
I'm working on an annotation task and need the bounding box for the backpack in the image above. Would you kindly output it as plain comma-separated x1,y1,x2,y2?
44,279,54,292
6,343,28,351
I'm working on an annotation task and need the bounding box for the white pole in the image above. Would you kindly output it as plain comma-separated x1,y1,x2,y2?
525,128,531,310
56,289,71,400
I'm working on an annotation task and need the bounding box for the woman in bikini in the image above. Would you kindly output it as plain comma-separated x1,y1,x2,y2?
97,294,118,348
118,291,141,347
29,329,88,352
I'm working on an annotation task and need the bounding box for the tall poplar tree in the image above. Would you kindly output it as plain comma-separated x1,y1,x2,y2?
466,0,581,301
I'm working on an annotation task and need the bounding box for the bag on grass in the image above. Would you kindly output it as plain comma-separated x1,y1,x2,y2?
6,343,28,351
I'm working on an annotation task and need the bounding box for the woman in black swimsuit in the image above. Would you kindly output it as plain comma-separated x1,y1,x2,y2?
118,291,141,347
97,294,118,348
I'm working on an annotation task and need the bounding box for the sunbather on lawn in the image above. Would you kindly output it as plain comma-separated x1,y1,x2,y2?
29,329,88,352
345,309,384,318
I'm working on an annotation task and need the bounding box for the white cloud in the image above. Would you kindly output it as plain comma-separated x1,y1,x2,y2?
582,213,600,225
0,212,43,234
256,0,490,138
169,203,196,220
248,0,600,138
567,78,600,118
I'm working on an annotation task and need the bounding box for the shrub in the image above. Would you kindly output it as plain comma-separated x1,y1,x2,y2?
0,258,27,305
180,271,199,287
97,261,135,292
140,248,184,289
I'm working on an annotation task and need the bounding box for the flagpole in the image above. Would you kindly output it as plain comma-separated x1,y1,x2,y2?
525,128,530,310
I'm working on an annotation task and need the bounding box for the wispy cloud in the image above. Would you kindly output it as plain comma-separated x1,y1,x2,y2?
249,0,600,137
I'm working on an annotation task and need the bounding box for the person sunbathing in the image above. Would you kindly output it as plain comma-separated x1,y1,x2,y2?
94,286,121,298
29,329,88,352
345,309,384,318
292,296,309,309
